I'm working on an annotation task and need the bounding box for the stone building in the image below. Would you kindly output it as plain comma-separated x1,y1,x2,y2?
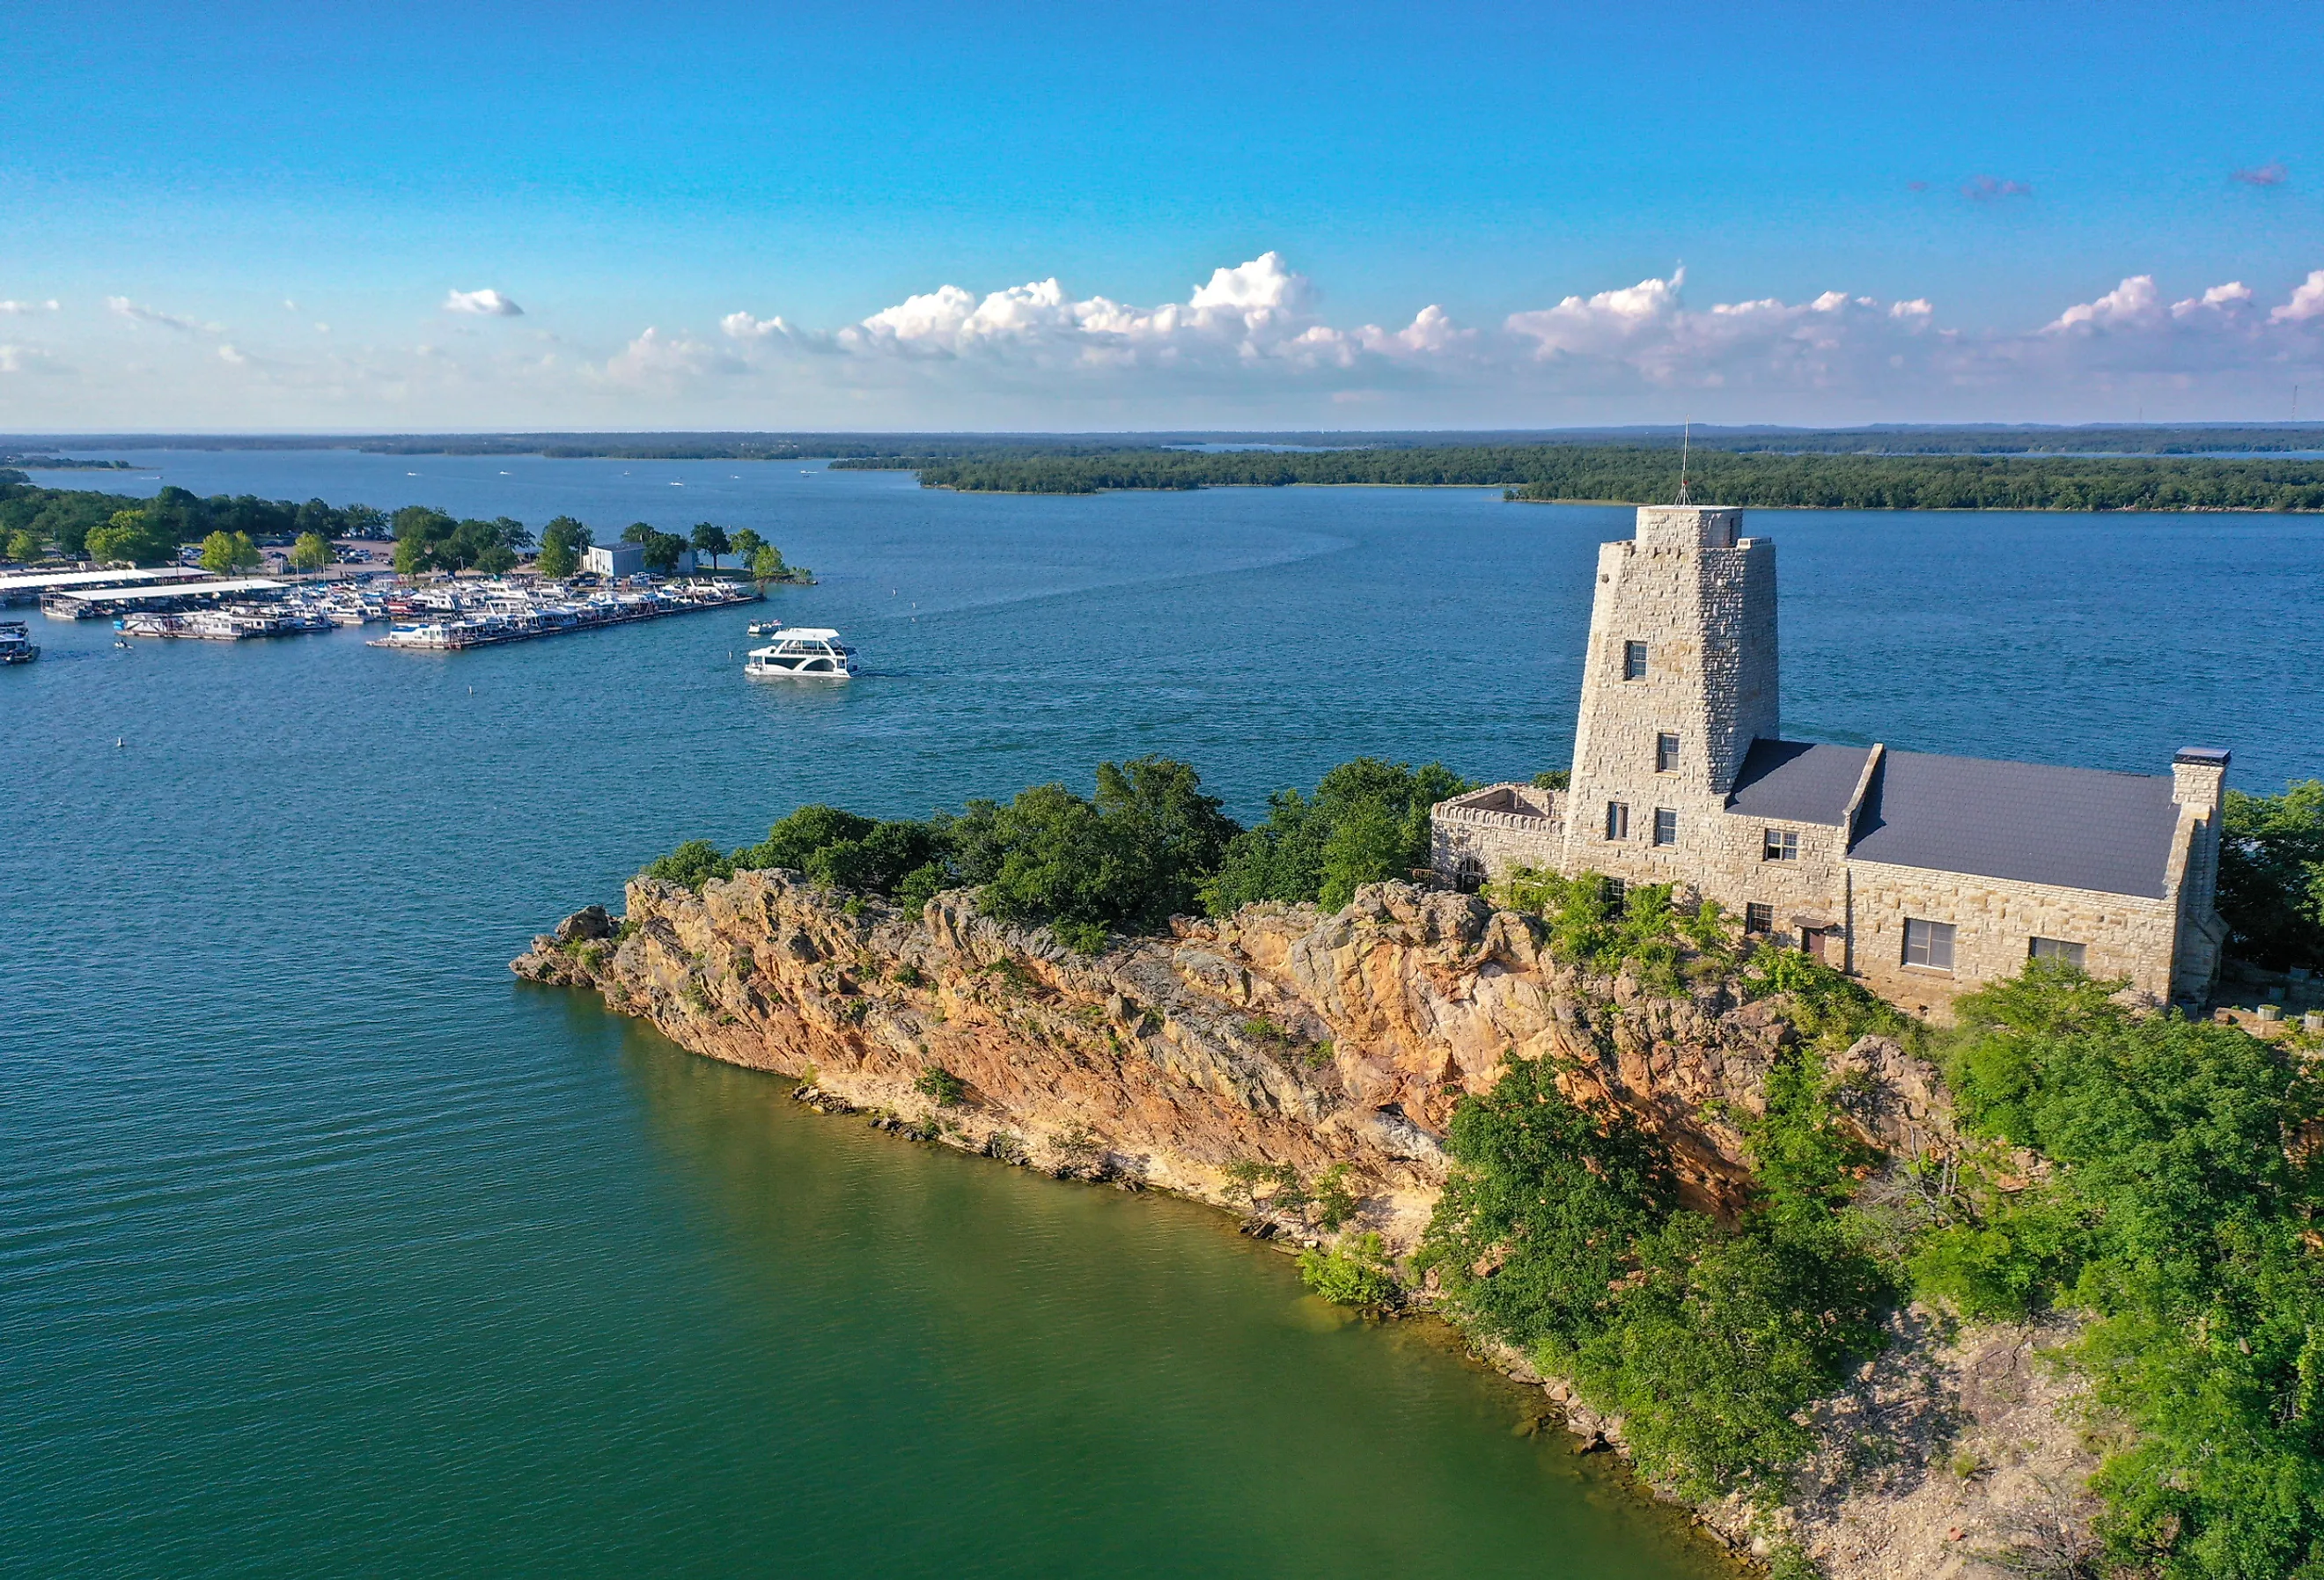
1432,503,2230,1018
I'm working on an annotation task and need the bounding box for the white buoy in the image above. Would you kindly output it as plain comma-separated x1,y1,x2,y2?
114,738,124,748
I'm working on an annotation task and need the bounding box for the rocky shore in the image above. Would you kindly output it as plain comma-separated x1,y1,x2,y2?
514,869,2096,1577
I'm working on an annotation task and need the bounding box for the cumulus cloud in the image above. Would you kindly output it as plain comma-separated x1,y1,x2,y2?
0,298,60,314
21,252,2324,427
443,288,524,317
2232,161,2288,187
2271,270,2324,323
0,343,66,375
107,296,211,332
676,254,2324,418
601,327,743,385
1961,175,2033,202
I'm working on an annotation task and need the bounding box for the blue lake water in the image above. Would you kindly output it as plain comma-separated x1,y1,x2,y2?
5,452,2320,1576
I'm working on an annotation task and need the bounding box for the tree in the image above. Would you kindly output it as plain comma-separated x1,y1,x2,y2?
5,527,41,562
85,508,183,566
289,532,332,572
2217,781,2324,970
639,530,686,575
730,527,764,565
199,530,262,577
621,522,655,544
535,517,592,578
750,544,786,580
690,522,731,570
392,506,457,575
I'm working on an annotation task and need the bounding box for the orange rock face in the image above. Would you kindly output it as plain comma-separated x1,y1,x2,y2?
514,872,1943,1244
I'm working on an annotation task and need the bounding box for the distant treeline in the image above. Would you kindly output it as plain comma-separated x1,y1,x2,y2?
8,423,2322,463
839,445,2324,511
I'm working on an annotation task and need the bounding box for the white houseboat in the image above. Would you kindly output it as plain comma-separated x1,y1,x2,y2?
0,621,38,664
744,628,857,680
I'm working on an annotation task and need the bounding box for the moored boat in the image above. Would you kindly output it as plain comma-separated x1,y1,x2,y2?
0,620,38,664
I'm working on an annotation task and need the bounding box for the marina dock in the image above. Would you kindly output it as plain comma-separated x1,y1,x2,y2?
368,577,760,650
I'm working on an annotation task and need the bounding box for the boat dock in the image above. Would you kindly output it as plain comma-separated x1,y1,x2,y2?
369,577,760,650
48,577,290,621
3,566,215,608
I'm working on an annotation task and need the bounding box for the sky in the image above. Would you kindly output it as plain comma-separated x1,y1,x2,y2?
3,0,2321,432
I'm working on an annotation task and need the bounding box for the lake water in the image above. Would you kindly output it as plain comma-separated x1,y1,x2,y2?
7,453,2321,1576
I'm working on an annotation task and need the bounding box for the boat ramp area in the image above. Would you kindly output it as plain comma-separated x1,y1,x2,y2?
370,577,760,650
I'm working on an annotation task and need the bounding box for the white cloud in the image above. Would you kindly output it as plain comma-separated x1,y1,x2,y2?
107,295,213,332
0,343,65,375
601,327,743,386
720,310,797,342
2046,276,2165,333
443,288,524,317
16,254,2324,427
2270,269,2324,323
0,298,60,314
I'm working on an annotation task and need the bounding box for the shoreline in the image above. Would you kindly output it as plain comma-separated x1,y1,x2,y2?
512,869,2100,1577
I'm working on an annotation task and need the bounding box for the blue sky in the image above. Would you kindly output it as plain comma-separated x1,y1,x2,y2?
4,0,2320,430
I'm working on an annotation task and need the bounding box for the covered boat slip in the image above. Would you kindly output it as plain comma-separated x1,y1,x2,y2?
42,578,290,619
1,566,214,605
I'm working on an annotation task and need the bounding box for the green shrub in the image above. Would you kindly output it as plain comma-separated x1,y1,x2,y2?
644,839,733,890
1298,1232,1398,1305
1202,758,1473,915
914,1066,967,1106
1311,1164,1360,1231
1922,966,2324,1577
1417,1052,1891,1503
733,804,877,872
2217,779,2324,971
1487,868,1735,994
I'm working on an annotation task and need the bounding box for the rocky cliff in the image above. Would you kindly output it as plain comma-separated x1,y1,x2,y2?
514,871,2092,1577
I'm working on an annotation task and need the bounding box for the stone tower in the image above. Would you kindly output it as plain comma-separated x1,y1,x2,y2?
1558,505,1778,886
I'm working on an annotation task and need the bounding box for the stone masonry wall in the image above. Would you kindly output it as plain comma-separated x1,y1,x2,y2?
1845,859,2181,1016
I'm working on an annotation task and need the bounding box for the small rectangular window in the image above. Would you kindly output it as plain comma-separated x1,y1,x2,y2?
1622,641,1648,680
1903,918,1957,971
1605,801,1629,840
1762,828,1798,861
1744,902,1774,935
1601,877,1627,909
1655,732,1680,774
1652,808,1678,847
2029,937,2087,968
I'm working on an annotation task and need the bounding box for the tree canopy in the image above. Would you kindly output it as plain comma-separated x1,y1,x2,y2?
835,443,2324,511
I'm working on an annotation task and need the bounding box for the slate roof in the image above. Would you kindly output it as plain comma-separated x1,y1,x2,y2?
1725,739,1876,826
1845,750,2181,899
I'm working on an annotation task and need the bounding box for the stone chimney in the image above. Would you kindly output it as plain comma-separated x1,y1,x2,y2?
2172,746,2230,813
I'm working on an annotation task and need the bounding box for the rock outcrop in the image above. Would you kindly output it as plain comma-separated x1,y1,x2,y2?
513,871,2085,1579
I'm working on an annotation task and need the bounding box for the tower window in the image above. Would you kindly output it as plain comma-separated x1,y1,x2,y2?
1903,918,1956,971
1652,808,1678,847
1622,641,1648,680
1655,733,1680,774
1744,902,1773,935
1762,828,1798,861
1605,801,1629,840
2029,937,2087,968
